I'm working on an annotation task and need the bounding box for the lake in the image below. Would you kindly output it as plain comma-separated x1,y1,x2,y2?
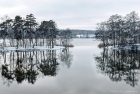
0,38,139,94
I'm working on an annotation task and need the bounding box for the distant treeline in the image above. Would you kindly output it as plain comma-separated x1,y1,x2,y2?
95,11,140,48
59,29,95,37
70,29,95,35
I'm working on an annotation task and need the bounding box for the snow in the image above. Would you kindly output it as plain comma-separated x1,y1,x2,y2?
34,46,65,50
76,34,95,38
105,44,140,50
0,46,65,52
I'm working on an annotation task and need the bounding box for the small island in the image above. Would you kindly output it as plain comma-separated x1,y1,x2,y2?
0,14,73,52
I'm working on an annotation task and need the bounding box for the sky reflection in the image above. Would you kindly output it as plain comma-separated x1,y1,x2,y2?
0,39,140,94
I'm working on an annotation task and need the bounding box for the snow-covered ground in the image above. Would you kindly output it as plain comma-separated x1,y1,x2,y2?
0,46,65,52
105,44,140,50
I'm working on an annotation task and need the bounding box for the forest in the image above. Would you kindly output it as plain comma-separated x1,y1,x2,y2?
0,14,72,49
95,11,140,50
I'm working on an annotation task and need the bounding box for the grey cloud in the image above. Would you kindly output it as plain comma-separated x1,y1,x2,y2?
0,0,140,30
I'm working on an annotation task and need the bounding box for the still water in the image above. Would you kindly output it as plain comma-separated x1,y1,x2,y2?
0,39,140,94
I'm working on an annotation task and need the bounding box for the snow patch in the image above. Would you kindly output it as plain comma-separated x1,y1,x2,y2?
105,44,140,50
0,46,65,52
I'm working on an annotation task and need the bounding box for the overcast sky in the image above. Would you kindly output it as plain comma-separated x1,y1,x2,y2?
0,0,140,30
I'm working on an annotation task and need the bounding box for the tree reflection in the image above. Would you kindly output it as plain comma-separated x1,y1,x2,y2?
95,49,140,87
58,48,73,68
0,49,72,86
37,50,59,76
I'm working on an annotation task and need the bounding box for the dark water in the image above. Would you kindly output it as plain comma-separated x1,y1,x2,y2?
0,39,140,94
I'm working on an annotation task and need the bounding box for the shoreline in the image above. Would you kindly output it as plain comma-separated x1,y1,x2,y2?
0,46,65,52
98,43,140,50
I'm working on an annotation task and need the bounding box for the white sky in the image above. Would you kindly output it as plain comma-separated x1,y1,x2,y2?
0,0,140,30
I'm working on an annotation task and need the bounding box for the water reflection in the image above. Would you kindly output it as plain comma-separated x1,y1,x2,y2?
95,49,140,87
58,48,73,68
0,49,73,86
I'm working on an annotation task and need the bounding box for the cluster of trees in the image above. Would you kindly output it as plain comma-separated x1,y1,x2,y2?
0,49,73,86
95,49,140,87
95,11,140,48
0,14,72,49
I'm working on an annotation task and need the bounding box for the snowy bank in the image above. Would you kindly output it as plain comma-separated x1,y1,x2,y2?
105,44,140,50
0,46,65,52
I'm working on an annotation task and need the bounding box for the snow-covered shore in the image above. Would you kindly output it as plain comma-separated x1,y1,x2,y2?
105,44,140,50
0,46,65,52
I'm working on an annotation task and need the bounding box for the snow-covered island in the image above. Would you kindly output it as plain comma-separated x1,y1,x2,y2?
0,14,73,52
